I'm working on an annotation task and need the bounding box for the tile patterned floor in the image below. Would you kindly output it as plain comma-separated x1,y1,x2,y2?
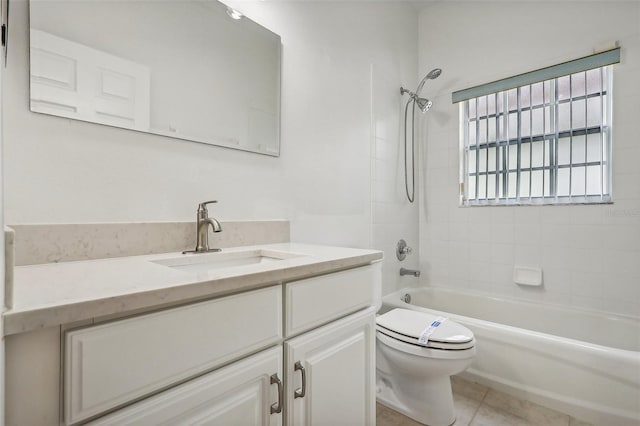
376,376,593,426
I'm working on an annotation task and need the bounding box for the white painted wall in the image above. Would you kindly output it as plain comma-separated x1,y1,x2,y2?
417,1,640,317
3,1,418,254
5,1,288,224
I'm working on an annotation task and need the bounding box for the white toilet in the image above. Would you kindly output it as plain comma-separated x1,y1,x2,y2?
376,308,476,426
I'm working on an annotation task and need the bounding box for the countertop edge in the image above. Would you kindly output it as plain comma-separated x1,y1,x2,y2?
3,251,382,336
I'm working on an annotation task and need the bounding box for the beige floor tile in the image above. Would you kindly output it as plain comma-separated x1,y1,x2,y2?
376,403,424,426
470,404,534,426
451,375,489,402
376,392,481,425
376,379,578,426
482,389,570,426
453,392,482,426
569,417,593,426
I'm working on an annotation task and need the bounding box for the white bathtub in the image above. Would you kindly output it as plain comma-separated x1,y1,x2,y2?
382,287,640,425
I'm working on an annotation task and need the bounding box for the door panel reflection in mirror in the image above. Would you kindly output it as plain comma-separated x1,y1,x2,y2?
30,29,151,130
29,0,281,156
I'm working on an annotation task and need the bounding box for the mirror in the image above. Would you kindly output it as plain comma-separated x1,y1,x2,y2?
29,0,281,156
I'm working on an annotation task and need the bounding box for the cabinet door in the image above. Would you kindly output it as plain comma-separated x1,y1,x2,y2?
90,346,283,426
285,307,376,426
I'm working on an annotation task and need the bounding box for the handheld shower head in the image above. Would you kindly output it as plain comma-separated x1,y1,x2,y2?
426,68,442,80
415,68,442,95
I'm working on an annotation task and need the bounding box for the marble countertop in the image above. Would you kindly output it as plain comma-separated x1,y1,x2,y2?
4,243,383,336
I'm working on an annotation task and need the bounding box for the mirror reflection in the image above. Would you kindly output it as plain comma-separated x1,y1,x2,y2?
29,0,281,156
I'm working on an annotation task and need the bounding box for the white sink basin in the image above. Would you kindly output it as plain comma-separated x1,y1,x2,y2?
151,249,304,273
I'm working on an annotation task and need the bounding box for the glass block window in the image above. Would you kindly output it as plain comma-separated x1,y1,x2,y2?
454,50,618,206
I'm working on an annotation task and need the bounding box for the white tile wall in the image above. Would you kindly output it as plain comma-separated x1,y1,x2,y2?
418,1,640,318
370,59,421,296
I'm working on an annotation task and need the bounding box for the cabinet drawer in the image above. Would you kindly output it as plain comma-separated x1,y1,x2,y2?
65,285,282,425
285,263,380,337
89,346,282,426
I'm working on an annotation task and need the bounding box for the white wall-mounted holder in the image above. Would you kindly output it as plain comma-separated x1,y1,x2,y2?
513,266,543,286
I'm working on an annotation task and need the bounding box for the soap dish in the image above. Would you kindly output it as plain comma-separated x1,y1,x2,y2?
513,266,543,286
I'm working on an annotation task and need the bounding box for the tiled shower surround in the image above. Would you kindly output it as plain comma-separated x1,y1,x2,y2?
418,1,640,318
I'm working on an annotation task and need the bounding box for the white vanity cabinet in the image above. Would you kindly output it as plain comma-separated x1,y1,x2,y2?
5,261,380,426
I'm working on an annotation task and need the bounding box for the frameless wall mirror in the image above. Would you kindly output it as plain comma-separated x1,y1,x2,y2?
29,0,281,156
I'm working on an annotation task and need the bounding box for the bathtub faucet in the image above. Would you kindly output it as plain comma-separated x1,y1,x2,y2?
400,268,421,277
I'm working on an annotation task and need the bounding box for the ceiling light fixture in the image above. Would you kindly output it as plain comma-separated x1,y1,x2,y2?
226,7,243,20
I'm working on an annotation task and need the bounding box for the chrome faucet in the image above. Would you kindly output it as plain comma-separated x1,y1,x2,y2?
400,268,420,277
183,200,222,254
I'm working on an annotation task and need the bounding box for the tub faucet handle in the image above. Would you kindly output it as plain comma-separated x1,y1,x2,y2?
397,239,412,261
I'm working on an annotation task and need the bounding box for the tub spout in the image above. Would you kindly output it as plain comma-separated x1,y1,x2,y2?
400,268,420,277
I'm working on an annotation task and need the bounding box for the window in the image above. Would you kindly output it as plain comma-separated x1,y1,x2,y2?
453,49,619,206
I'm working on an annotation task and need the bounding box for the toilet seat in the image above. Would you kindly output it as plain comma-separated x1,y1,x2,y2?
376,309,474,350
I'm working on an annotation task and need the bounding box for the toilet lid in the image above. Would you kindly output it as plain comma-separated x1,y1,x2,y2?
376,308,475,350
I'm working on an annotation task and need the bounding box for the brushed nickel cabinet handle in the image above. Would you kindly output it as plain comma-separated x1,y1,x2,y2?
270,373,283,414
294,361,306,399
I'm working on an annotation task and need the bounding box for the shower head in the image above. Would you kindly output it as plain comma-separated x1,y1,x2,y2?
399,89,433,113
415,67,442,95
426,68,442,80
415,97,432,113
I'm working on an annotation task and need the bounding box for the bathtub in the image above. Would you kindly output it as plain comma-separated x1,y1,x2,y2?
382,287,640,425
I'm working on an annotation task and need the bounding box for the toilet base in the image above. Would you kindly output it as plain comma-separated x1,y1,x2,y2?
376,371,456,426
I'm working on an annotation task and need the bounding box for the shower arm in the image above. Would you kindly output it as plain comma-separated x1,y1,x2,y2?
400,81,425,99
400,87,421,101
400,87,414,97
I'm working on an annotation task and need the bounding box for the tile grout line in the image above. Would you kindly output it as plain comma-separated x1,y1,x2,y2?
467,384,490,425
474,388,572,426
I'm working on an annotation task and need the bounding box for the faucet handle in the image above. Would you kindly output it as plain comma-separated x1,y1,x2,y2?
198,200,218,212
396,239,412,261
199,200,218,207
